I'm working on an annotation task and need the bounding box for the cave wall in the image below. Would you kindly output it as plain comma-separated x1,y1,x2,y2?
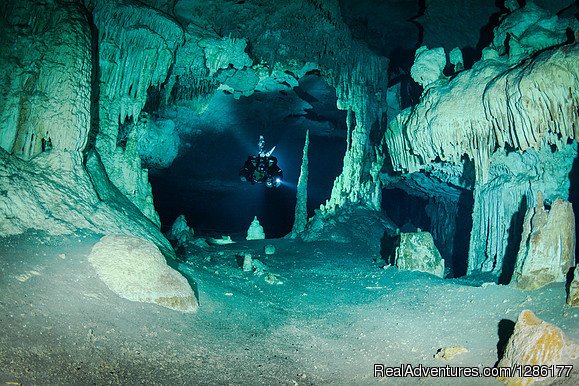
383,3,578,277
0,0,175,258
0,0,92,159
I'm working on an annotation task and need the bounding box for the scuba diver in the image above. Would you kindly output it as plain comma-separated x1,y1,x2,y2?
239,136,283,188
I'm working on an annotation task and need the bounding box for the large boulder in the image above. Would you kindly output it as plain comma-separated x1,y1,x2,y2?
497,310,579,385
511,193,576,290
88,235,198,313
394,231,445,278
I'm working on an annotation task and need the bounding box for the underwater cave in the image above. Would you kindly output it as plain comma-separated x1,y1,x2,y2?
0,0,578,384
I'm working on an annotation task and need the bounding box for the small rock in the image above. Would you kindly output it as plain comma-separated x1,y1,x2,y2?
264,244,275,255
58,253,66,259
208,235,235,245
252,259,267,275
265,273,282,285
434,346,468,360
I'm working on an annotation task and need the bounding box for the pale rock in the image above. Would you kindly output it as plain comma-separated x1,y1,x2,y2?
467,143,576,275
264,245,276,255
163,25,220,115
394,231,445,278
255,68,299,93
434,346,468,360
386,36,578,184
88,235,198,313
410,46,447,89
497,310,579,385
207,235,235,245
252,259,267,275
88,0,184,227
491,2,578,63
167,215,193,245
265,273,282,285
567,266,579,307
216,67,260,99
242,253,253,272
246,216,265,240
198,35,253,76
511,193,576,290
449,47,464,72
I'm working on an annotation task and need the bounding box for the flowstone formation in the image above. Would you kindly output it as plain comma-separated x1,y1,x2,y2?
383,2,579,279
85,0,185,227
511,193,576,290
0,0,174,259
0,0,91,160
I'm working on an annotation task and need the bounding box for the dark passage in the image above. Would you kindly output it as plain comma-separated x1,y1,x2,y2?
149,76,347,238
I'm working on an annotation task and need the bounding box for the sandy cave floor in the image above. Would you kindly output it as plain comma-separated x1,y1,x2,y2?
0,231,578,385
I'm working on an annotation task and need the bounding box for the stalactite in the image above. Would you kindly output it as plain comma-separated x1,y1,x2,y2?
89,0,184,226
467,142,577,276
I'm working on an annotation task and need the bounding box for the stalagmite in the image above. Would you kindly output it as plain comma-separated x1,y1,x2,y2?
87,0,184,226
246,216,265,240
290,130,310,238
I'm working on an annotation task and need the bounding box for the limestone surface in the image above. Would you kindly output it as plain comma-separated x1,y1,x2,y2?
410,46,447,89
394,232,445,278
568,266,579,307
88,235,198,313
434,346,468,360
0,0,91,160
511,193,576,290
246,216,265,240
290,130,310,238
0,148,175,259
167,214,193,246
137,116,180,169
497,309,579,385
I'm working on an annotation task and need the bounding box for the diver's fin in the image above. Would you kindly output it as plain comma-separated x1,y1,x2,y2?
265,146,276,156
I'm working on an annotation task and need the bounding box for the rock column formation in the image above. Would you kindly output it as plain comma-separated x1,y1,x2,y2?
290,130,310,238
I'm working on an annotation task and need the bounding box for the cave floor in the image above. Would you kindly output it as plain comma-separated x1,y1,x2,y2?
0,232,577,385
